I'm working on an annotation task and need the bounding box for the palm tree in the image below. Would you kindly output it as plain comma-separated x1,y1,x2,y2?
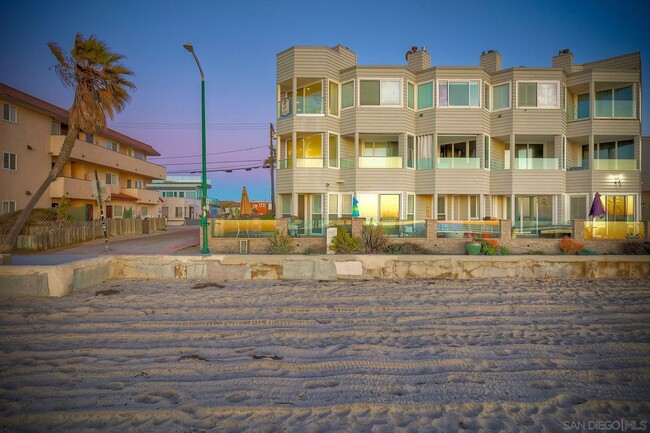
0,34,135,252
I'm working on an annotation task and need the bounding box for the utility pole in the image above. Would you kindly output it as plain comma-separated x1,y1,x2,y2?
269,123,276,215
94,169,110,252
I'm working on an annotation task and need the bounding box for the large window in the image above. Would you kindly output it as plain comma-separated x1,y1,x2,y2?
359,79,401,106
417,82,433,110
328,133,339,168
105,173,118,185
407,82,415,109
594,140,635,170
362,140,398,157
328,194,338,221
517,82,559,108
296,134,322,167
576,93,589,119
175,207,183,218
492,83,510,110
2,201,16,215
3,152,17,171
595,86,635,118
106,141,118,152
438,140,479,169
281,194,291,217
438,80,480,107
341,81,354,109
296,81,323,115
328,80,339,116
570,196,587,220
2,103,17,123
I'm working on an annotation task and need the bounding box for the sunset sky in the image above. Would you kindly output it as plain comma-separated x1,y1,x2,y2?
2,0,649,201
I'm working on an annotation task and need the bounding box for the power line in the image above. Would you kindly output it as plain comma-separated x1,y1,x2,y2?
162,159,262,166
151,145,268,160
167,164,267,174
110,122,268,131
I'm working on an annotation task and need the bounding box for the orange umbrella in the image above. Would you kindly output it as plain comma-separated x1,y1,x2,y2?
240,186,252,215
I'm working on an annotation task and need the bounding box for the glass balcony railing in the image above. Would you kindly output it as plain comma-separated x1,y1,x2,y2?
514,158,559,170
358,156,402,169
593,159,637,170
437,157,481,169
288,218,326,237
567,159,589,171
296,96,323,115
584,221,645,240
416,158,434,170
376,220,427,238
512,221,572,238
295,157,323,168
211,219,277,238
436,220,501,239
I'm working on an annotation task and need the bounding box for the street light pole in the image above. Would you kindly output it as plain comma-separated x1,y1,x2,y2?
183,42,210,254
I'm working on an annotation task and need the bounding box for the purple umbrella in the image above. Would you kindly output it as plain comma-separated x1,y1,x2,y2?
589,192,606,218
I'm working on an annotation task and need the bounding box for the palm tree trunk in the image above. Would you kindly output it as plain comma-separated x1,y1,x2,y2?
0,127,80,253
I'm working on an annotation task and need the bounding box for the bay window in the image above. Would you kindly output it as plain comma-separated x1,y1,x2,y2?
438,80,480,107
328,80,339,116
492,83,510,110
576,93,589,119
417,82,433,110
359,79,401,106
407,82,415,109
594,140,635,170
296,81,323,115
341,81,354,109
595,85,635,118
328,133,339,168
517,81,559,108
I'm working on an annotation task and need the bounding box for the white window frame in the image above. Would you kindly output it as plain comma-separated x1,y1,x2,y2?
491,81,511,112
327,131,340,169
406,81,415,111
327,79,340,118
516,80,561,109
2,103,17,123
416,80,435,111
436,79,482,109
358,78,403,108
341,80,355,111
296,79,325,117
406,193,415,221
593,84,637,120
106,141,119,152
114,205,124,218
2,201,16,215
105,172,118,185
3,152,17,171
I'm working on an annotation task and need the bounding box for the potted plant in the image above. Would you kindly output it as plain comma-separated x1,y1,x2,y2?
465,233,482,255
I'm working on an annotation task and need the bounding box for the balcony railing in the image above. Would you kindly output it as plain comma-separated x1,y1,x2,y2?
416,158,434,170
514,158,559,170
436,220,501,238
358,156,402,169
296,96,323,115
211,219,277,238
296,157,323,168
584,221,645,240
512,221,572,238
437,157,480,169
593,159,637,170
567,159,589,171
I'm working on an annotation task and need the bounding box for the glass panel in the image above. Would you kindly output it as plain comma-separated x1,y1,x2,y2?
328,134,338,168
469,81,479,107
570,196,587,220
614,86,634,117
380,80,401,105
342,195,352,216
493,83,510,110
407,136,414,168
329,81,339,116
484,136,490,169
617,140,634,159
595,90,613,117
282,195,291,217
380,194,400,220
303,134,322,158
407,82,415,109
449,82,469,106
537,83,557,107
358,193,378,221
360,80,380,105
597,142,615,160
417,82,433,109
470,196,478,219
577,94,589,119
328,194,338,217
303,81,323,114
518,82,537,107
437,196,446,220
312,194,322,213
438,81,448,106
342,82,354,108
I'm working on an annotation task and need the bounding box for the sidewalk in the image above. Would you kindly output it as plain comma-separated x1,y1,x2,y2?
10,226,199,266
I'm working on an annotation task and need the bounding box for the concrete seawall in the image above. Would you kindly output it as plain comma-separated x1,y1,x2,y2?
1,254,649,297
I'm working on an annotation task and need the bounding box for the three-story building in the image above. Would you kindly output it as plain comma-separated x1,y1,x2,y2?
275,45,642,236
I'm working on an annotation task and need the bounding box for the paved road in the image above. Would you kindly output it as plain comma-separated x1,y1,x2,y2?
11,226,199,266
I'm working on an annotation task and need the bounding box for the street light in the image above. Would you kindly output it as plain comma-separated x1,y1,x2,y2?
183,42,209,254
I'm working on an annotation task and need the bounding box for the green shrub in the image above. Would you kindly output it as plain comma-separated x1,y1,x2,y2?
384,242,433,255
268,230,294,254
360,224,391,254
123,207,133,219
620,242,650,255
329,230,360,254
480,239,510,255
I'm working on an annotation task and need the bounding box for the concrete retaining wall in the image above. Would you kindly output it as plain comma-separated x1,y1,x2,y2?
1,254,648,297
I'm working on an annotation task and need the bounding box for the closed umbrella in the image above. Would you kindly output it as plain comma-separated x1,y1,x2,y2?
240,186,252,215
589,192,606,218
352,196,360,218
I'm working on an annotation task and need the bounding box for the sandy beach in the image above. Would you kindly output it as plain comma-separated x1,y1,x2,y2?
1,278,649,432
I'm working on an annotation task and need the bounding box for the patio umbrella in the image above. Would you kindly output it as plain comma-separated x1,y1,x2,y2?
589,192,606,218
240,186,252,215
352,196,360,218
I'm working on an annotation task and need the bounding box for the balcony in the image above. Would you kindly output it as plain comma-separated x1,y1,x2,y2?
514,158,559,170
50,177,94,200
50,135,166,180
593,159,637,170
437,158,480,169
358,156,402,169
296,158,323,168
121,188,160,204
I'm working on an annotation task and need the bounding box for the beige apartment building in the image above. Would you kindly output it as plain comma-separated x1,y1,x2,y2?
275,45,643,236
1,83,165,220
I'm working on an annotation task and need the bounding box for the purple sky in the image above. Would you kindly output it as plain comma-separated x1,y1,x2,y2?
2,0,649,201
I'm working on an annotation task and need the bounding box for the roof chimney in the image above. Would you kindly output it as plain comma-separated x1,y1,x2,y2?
480,50,502,73
552,48,574,72
406,46,430,72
